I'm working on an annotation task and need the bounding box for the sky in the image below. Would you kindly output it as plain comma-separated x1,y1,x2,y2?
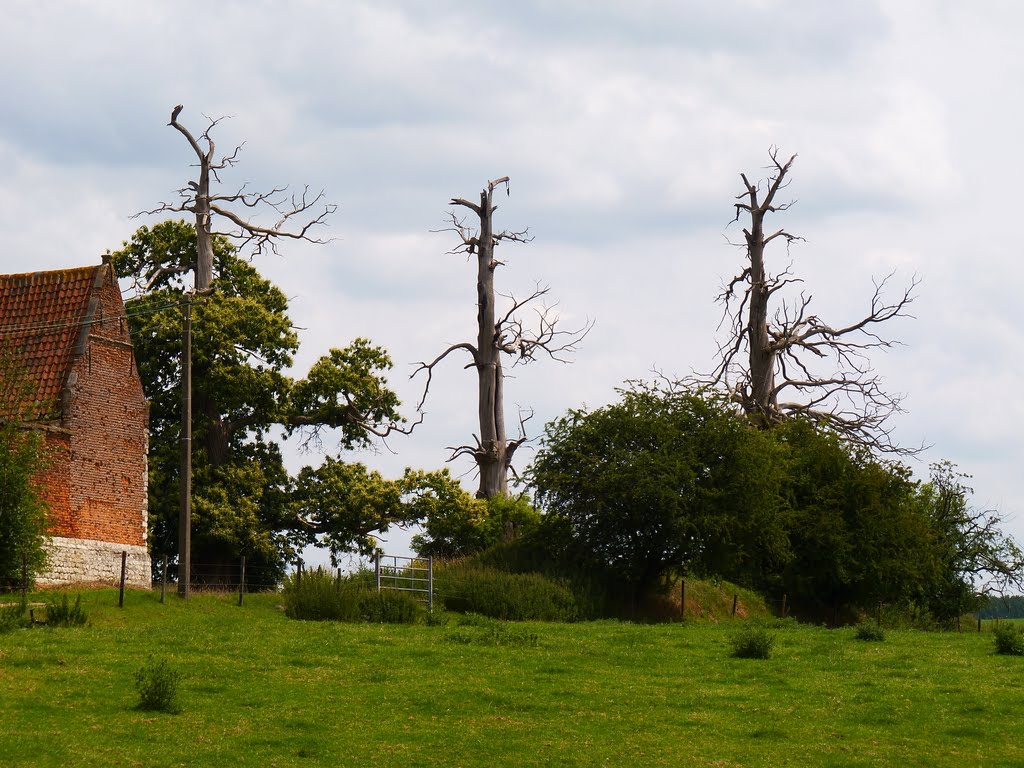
3,1,1023,564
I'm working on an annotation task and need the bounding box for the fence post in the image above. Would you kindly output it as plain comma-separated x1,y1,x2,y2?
160,556,168,604
21,553,27,603
238,556,246,607
781,593,788,619
336,567,342,592
118,551,127,608
732,594,738,617
375,553,381,593
877,600,882,626
296,559,303,589
680,579,686,620
428,556,434,613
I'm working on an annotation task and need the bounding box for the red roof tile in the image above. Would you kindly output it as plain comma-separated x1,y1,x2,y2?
0,265,103,420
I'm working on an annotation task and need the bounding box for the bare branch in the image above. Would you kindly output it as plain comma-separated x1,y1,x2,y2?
694,150,918,454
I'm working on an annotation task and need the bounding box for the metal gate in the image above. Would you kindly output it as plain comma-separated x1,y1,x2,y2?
374,554,433,611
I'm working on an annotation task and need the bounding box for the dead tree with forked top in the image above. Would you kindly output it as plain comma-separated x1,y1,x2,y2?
707,149,918,455
414,177,591,498
136,104,336,292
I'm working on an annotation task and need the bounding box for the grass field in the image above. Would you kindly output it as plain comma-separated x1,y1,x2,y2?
1,589,1021,767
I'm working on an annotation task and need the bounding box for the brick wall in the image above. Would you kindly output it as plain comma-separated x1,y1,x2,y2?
62,273,150,549
36,431,72,536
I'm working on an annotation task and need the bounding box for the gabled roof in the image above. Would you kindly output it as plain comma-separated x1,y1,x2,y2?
0,265,109,420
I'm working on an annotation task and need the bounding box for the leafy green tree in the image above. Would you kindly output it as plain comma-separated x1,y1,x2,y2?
915,461,1023,621
412,494,542,560
774,420,938,618
290,460,477,558
0,353,49,588
529,382,791,595
109,221,419,581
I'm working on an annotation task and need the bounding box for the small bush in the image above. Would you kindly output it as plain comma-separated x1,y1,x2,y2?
436,564,579,621
0,601,28,633
134,656,181,712
993,623,1024,656
45,593,87,628
283,567,363,622
854,620,885,642
359,590,422,624
729,623,775,659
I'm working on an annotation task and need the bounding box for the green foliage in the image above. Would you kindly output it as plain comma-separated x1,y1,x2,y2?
0,600,28,633
0,352,50,589
133,656,181,713
45,593,87,627
358,590,423,624
729,623,775,659
290,462,473,558
773,420,940,619
916,462,1021,622
445,614,540,648
107,221,434,578
413,494,542,559
282,567,363,622
283,566,424,624
993,623,1024,656
853,620,885,642
436,562,579,621
530,382,791,594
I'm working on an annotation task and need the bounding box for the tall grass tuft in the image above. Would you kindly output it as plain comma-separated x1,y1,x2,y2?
134,656,181,713
0,600,28,633
729,623,775,659
283,567,363,622
283,566,424,623
854,620,885,642
359,590,422,624
45,593,87,627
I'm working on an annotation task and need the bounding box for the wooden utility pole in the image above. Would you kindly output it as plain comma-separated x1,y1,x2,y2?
178,295,192,598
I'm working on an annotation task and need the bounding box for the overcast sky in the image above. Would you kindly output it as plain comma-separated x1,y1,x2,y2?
3,2,1023,562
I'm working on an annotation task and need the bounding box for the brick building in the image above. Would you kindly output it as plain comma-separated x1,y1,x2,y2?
0,262,151,587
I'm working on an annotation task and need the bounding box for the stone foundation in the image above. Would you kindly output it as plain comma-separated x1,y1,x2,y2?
39,536,152,588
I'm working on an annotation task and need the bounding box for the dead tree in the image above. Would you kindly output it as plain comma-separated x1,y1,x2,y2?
138,104,335,292
709,150,918,454
414,177,591,498
135,104,335,594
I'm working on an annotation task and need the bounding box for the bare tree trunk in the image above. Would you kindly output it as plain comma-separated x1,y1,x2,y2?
415,177,589,499
474,185,509,498
744,191,777,425
705,150,918,454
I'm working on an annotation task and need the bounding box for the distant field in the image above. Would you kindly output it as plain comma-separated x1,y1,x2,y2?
1,589,1021,767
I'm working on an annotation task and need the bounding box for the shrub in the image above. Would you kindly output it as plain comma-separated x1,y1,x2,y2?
729,623,775,659
284,566,426,623
283,567,363,622
134,656,181,712
359,590,422,624
45,593,87,628
993,623,1024,656
0,601,28,633
436,563,579,621
854,620,885,642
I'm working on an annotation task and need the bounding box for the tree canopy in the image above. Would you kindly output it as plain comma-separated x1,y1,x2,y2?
529,381,1022,622
108,220,454,580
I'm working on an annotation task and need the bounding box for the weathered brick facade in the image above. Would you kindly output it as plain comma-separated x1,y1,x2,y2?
0,263,151,587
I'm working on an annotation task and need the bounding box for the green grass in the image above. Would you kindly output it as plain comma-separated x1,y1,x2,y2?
1,589,1022,767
